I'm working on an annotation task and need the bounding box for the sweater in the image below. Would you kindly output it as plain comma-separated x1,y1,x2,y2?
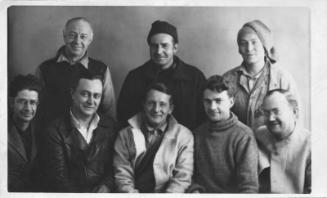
192,113,259,193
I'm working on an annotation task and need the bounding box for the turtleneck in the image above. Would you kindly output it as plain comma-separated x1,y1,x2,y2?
208,113,238,132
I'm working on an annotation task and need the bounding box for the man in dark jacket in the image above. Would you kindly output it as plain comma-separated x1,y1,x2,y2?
8,74,43,192
42,70,116,192
117,20,206,130
36,17,116,129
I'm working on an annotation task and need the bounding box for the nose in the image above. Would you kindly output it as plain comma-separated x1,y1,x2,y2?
156,45,164,54
87,96,94,104
73,35,82,44
267,112,276,122
209,101,217,110
153,103,161,113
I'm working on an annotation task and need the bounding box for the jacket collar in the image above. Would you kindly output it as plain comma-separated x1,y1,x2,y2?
144,56,191,81
56,45,89,68
8,119,37,162
60,113,109,151
128,112,179,140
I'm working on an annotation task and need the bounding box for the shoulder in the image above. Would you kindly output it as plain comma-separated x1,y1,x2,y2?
38,57,58,71
230,120,256,142
293,127,311,148
88,57,108,67
222,65,242,82
193,122,209,136
177,57,205,77
124,61,150,78
44,116,69,138
98,115,117,136
270,64,294,80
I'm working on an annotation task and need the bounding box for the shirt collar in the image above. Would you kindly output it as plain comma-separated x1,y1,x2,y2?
69,109,100,131
141,113,169,135
238,62,267,79
56,46,89,68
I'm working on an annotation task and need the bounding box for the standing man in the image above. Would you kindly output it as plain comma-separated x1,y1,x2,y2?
188,75,258,193
42,71,116,192
223,20,299,130
255,89,311,193
8,74,43,191
114,83,194,193
117,20,206,130
36,17,116,128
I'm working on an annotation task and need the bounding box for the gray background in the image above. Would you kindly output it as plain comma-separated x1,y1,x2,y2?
7,6,310,129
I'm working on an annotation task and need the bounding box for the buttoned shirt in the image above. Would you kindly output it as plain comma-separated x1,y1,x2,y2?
70,110,100,144
141,116,168,148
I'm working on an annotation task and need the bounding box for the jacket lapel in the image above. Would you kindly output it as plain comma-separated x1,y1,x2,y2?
8,123,27,161
61,115,88,151
30,122,38,162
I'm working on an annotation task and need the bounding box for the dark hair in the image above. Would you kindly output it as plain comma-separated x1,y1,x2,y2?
70,68,104,92
265,89,299,111
9,74,43,98
203,75,234,97
143,82,173,104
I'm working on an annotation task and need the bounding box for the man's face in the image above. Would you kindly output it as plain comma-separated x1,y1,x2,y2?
71,78,103,119
238,28,265,66
63,20,93,60
149,33,178,69
262,92,296,139
144,89,173,129
203,89,234,122
12,89,39,124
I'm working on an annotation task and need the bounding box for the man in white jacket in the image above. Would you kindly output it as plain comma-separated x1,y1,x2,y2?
255,89,311,193
113,82,194,193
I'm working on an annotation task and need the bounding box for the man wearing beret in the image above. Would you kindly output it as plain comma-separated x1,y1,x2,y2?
223,20,299,131
117,20,206,130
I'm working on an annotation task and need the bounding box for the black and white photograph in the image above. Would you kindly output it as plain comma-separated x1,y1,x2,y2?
1,0,327,197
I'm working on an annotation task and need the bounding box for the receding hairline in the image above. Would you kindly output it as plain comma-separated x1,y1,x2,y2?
63,17,94,34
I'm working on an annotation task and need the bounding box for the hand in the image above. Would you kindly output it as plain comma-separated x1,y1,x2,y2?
92,184,111,193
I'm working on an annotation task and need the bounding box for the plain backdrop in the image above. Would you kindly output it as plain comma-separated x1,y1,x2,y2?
7,6,310,129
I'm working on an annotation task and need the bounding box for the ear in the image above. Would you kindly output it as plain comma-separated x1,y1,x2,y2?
293,107,299,119
169,103,174,115
229,97,235,108
173,43,179,54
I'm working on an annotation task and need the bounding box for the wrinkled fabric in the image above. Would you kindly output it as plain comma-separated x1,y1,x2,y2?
113,113,194,193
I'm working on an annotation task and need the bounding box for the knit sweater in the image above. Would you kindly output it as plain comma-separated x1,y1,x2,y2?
192,113,259,193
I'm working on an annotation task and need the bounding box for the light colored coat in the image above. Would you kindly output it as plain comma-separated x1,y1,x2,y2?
255,125,311,193
223,62,299,130
113,113,194,193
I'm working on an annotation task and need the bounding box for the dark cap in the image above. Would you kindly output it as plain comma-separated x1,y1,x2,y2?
147,20,178,44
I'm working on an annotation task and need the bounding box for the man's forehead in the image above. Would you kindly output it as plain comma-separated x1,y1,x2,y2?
76,78,102,90
203,89,229,98
150,33,174,43
263,93,288,108
66,20,92,32
16,89,39,98
146,89,171,100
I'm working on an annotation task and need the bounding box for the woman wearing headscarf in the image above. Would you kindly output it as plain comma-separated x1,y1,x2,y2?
223,20,299,131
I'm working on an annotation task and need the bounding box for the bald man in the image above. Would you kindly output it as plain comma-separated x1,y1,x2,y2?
36,17,116,128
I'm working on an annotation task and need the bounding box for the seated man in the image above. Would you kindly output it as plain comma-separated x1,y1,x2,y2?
255,89,311,193
189,75,258,193
113,82,194,193
42,70,116,192
8,74,43,192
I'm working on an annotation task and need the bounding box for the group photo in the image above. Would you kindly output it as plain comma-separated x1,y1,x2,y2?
4,4,317,196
